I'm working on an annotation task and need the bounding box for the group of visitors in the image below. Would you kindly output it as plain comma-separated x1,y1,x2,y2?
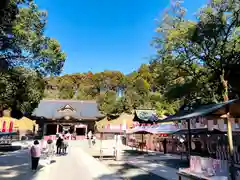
29,134,69,171
56,135,69,154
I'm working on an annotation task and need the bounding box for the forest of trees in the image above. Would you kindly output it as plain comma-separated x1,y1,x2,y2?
45,0,240,116
0,0,66,117
1,0,240,117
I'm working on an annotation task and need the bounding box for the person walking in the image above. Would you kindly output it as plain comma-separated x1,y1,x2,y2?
30,140,41,171
47,139,54,164
92,135,96,146
87,131,92,148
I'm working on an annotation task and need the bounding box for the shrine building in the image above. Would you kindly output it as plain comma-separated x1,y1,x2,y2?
31,100,104,140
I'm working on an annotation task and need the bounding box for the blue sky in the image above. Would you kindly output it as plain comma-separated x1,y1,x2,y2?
35,0,207,75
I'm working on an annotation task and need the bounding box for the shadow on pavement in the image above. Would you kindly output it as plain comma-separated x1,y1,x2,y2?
0,150,44,180
122,149,188,169
123,149,148,156
92,155,115,159
96,149,188,179
96,163,168,180
80,141,186,179
152,158,189,169
0,145,22,152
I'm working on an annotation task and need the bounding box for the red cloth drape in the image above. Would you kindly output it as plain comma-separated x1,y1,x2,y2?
2,121,6,132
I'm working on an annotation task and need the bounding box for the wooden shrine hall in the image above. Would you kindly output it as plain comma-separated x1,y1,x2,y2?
31,100,104,140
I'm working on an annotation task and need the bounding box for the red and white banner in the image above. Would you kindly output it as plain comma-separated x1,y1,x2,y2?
1,121,6,132
8,121,13,132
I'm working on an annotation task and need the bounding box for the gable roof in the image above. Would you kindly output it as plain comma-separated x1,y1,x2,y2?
58,104,76,112
32,100,104,119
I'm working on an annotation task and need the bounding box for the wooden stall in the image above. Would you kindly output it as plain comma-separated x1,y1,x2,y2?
159,99,240,179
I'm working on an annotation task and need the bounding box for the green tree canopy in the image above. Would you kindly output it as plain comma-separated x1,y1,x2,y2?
153,0,240,105
0,0,66,115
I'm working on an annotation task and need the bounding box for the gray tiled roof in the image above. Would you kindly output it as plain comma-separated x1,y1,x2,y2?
160,99,238,123
32,100,103,119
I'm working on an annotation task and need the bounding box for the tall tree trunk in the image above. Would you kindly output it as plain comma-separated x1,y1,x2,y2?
220,73,229,101
220,72,235,180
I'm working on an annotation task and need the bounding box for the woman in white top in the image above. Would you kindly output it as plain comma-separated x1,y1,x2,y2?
47,139,55,164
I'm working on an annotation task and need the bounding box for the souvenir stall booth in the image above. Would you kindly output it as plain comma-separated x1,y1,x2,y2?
127,126,154,152
127,109,160,150
160,99,240,180
127,122,179,152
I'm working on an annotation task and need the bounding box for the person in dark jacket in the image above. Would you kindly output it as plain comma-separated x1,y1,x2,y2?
163,139,167,154
56,137,63,154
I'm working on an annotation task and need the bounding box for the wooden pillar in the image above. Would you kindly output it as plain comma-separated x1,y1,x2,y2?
226,113,235,180
85,124,88,137
43,123,47,136
56,124,59,134
187,119,192,162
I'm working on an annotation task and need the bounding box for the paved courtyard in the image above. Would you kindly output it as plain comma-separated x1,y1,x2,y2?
0,140,185,180
0,141,119,180
0,150,33,180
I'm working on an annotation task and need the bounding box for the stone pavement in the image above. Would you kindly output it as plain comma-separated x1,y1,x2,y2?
0,149,34,180
122,149,188,180
126,155,181,180
0,140,187,180
79,139,186,180
33,141,121,180
0,141,121,180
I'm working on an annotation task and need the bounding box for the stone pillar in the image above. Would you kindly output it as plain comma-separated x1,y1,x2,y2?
115,135,122,161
